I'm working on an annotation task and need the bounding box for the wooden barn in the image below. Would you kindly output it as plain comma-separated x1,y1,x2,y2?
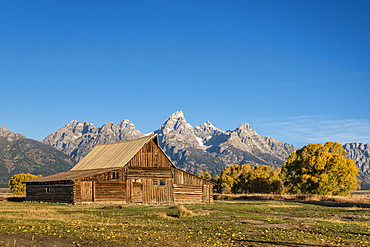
24,134,214,205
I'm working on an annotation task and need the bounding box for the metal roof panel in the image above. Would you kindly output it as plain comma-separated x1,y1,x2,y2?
70,134,164,171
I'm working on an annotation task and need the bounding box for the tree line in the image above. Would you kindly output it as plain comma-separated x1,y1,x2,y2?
200,142,361,196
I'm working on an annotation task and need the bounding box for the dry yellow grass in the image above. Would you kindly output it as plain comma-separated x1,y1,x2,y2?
146,211,170,218
0,202,97,222
214,192,370,204
0,200,369,246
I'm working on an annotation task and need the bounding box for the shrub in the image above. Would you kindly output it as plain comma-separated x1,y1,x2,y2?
8,173,41,195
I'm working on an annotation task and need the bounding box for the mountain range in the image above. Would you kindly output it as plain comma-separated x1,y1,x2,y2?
41,110,370,188
42,111,296,176
1,110,369,189
0,125,77,184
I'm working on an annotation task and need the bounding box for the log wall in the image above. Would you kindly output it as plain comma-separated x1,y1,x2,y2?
202,184,213,203
74,168,126,204
94,181,125,202
174,169,201,185
172,168,214,204
26,182,74,203
173,184,202,204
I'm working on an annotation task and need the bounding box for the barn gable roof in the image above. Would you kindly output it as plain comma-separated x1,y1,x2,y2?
71,134,175,171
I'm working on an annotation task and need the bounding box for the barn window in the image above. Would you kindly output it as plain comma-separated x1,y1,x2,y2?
153,180,158,186
160,180,165,186
112,171,119,180
45,187,50,193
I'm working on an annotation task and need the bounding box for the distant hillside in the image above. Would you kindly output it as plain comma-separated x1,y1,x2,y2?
0,126,77,184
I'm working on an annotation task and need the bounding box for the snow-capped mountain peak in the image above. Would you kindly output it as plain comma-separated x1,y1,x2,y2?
198,121,216,130
160,110,194,134
169,110,185,120
43,110,297,177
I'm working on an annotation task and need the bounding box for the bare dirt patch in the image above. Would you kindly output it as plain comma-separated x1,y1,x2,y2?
235,220,265,224
213,215,233,218
194,209,221,214
102,205,125,209
149,206,168,208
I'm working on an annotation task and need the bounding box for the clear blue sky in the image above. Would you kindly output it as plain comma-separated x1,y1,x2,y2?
1,0,369,148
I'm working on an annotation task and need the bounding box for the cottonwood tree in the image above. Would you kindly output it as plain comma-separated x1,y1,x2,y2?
199,172,212,180
217,164,243,194
212,164,283,194
281,142,360,196
239,164,283,194
8,173,41,195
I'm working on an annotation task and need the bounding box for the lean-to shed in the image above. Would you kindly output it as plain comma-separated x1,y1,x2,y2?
24,134,214,204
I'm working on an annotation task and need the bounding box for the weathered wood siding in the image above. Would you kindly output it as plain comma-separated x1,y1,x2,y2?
26,182,74,203
126,167,172,179
74,168,126,204
202,184,213,203
127,139,173,168
174,169,204,185
173,184,202,204
126,174,173,204
173,168,214,204
81,181,93,202
125,140,174,204
94,181,125,202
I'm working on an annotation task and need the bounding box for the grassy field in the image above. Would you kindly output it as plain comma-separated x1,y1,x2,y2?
0,195,369,246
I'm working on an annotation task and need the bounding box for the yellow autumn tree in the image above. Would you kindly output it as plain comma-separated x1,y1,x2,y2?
217,165,243,194
239,165,283,194
199,172,212,180
212,164,283,194
281,142,360,196
8,173,41,195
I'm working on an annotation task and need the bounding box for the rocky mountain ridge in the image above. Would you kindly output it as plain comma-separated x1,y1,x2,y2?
43,119,144,161
344,143,370,189
0,126,77,184
0,125,25,142
40,111,370,188
2,111,369,189
42,111,296,176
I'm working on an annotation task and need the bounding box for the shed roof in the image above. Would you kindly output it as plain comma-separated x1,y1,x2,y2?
71,134,174,171
24,168,118,183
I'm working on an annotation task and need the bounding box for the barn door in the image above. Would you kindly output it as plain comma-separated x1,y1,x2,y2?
202,185,210,203
81,181,93,202
132,181,143,203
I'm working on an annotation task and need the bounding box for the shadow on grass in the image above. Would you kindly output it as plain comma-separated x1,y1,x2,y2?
235,239,324,246
6,196,25,202
294,200,370,209
342,231,370,236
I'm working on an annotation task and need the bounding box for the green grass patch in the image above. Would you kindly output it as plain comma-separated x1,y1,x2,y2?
0,200,369,246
